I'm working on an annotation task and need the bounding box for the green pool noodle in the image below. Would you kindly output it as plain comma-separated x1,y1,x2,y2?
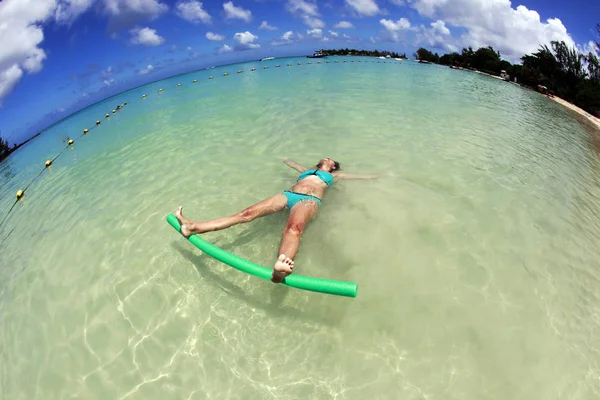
166,214,358,298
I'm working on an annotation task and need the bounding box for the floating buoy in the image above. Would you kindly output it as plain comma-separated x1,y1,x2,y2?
223,73,228,76
209,76,213,79
344,60,347,63
45,160,52,167
112,110,116,114
326,61,330,63
96,120,101,125
251,68,256,71
238,70,243,74
141,94,147,98
276,64,280,67
177,84,182,87
193,79,197,83
105,114,110,118
298,62,301,65
317,61,321,64
123,102,127,105
308,61,312,64
68,139,74,145
83,129,89,134
16,190,24,200
351,60,354,62
335,60,339,63
264,66,268,69
287,63,291,66
158,89,163,92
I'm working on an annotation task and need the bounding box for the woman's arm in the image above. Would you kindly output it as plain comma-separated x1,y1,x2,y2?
283,159,309,172
334,173,379,180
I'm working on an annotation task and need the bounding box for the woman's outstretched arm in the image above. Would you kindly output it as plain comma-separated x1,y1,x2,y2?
283,159,309,172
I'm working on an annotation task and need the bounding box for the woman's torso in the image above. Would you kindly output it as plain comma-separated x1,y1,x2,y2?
290,170,335,199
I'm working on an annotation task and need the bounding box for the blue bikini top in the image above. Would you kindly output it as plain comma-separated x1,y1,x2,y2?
297,169,334,186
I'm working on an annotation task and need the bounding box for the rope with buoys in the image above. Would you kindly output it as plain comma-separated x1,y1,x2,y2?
0,102,128,230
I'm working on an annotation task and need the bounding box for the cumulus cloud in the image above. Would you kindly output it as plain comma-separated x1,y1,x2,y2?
329,30,339,37
307,28,323,38
408,0,576,61
176,1,211,24
138,64,154,75
345,0,380,16
206,32,226,41
55,0,95,24
0,0,55,106
100,65,115,86
334,21,354,29
223,1,252,22
272,30,301,45
416,20,456,51
233,31,260,50
130,27,165,46
103,0,168,32
259,21,277,31
286,0,325,29
343,33,351,39
219,44,233,53
380,17,411,41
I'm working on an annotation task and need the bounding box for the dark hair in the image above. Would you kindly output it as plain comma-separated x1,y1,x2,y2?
317,159,340,172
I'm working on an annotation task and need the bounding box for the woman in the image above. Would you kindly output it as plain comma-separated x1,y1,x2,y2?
175,158,378,283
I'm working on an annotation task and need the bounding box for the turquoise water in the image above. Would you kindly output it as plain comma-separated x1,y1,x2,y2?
2,56,600,399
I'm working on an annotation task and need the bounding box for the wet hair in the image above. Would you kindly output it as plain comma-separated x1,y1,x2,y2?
317,159,340,172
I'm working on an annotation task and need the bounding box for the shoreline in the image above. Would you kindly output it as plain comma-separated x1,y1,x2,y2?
547,95,600,132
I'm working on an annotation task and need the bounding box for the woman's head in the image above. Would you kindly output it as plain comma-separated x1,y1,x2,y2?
317,157,340,172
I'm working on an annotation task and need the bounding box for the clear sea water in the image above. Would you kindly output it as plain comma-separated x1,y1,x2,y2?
1,56,600,399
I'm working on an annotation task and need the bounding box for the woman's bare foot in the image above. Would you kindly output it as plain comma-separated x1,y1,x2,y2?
271,254,294,283
175,206,195,238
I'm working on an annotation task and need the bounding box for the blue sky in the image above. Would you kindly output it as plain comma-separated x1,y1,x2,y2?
1,0,598,145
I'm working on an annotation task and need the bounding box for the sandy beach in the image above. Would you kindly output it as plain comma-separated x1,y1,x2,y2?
548,95,600,132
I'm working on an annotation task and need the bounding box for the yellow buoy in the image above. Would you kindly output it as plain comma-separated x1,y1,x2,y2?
287,63,291,66
16,190,24,200
96,120,101,125
45,160,52,167
326,61,330,63
238,70,243,74
298,62,301,65
158,89,163,92
224,73,228,76
209,76,213,79
276,64,280,67
141,94,147,98
251,68,256,71
68,139,74,145
335,60,339,63
112,110,116,113
177,83,182,87
264,66,268,69
317,61,321,64
83,129,89,134
308,61,312,64
344,60,347,63
193,79,197,83
105,113,110,118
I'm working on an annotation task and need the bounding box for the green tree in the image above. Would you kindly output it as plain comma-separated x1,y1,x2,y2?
415,48,439,63
472,46,501,72
0,136,10,161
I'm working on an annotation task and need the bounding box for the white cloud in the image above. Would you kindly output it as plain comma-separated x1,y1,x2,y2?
334,21,354,29
408,0,576,62
55,0,95,24
380,17,411,41
139,64,154,75
234,31,260,50
176,1,211,24
329,30,339,37
130,27,165,46
206,32,226,41
286,0,324,29
100,65,115,86
219,44,233,53
343,33,351,39
416,20,456,51
223,1,252,22
103,0,168,31
259,21,277,31
272,30,300,45
370,36,376,43
0,0,55,106
187,46,193,50
307,28,323,38
345,0,380,16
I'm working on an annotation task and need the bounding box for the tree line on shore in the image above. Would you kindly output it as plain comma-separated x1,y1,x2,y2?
414,23,600,117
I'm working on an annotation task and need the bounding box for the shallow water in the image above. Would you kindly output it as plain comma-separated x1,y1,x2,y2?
2,57,600,399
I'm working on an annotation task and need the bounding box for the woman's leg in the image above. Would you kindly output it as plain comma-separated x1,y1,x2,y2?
272,201,319,283
175,193,288,237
